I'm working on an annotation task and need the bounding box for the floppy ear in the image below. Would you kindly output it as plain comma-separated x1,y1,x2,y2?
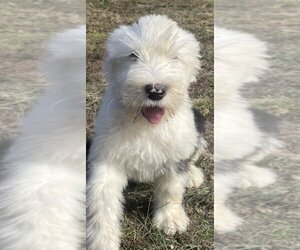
188,55,201,85
181,31,201,85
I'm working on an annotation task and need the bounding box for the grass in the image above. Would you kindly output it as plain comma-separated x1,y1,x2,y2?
87,0,214,249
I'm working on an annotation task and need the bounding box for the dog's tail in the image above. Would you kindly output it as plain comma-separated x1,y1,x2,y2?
41,25,86,85
215,27,268,88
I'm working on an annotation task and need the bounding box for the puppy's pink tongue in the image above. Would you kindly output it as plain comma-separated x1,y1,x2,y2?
142,107,165,124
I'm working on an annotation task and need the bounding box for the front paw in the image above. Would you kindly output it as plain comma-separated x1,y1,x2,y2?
153,205,189,235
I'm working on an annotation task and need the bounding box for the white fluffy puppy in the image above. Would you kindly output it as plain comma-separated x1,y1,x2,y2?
0,27,86,249
214,27,282,233
87,15,206,250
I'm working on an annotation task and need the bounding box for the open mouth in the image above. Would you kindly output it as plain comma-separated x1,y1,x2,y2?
141,106,165,124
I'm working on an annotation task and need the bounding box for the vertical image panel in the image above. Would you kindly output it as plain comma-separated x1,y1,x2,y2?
0,0,86,249
86,1,213,249
214,0,299,249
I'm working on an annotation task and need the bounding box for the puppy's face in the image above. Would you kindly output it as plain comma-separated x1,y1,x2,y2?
104,15,200,124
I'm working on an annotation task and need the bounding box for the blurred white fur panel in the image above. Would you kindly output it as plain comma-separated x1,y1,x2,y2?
214,27,282,234
0,26,86,249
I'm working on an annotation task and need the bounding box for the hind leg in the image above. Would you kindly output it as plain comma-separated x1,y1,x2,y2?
186,164,204,189
238,163,276,189
186,138,206,189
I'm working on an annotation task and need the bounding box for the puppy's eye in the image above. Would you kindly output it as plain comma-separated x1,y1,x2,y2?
129,52,138,60
172,56,179,60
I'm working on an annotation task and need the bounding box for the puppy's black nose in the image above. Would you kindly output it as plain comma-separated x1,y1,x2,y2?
145,84,166,101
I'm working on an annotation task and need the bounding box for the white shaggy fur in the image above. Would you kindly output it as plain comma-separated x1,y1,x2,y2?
214,27,282,233
87,15,205,250
0,27,86,249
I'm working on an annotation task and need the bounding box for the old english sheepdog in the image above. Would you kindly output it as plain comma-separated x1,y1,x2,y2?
87,15,207,249
0,27,86,249
214,27,282,233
